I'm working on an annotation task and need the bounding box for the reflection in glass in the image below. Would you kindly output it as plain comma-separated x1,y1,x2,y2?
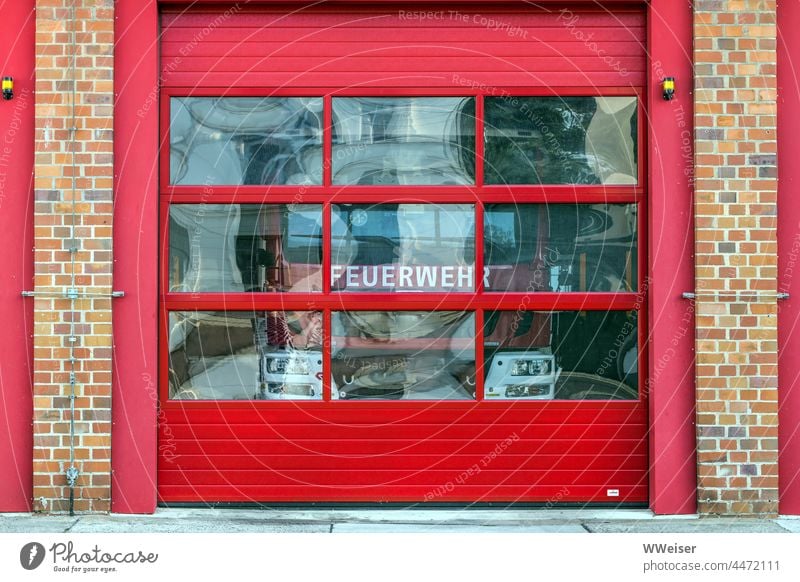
483,311,638,400
332,97,475,185
170,97,323,185
168,310,327,400
331,204,475,292
331,311,475,400
169,204,322,293
484,96,637,185
484,204,637,292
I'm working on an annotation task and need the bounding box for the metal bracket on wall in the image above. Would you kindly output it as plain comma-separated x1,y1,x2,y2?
21,290,125,298
682,291,789,300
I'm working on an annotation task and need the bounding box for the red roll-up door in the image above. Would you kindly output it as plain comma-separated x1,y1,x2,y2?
158,4,648,504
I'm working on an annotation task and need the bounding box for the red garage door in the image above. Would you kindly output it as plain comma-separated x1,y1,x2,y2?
158,4,648,504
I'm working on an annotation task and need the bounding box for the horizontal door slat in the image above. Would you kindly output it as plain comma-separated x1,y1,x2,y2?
166,453,648,472
162,407,646,425
164,423,646,440
161,41,645,59
162,12,645,29
158,469,648,487
172,56,643,74
157,484,648,503
160,439,647,457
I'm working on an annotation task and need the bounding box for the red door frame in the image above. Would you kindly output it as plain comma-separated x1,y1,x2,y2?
778,0,800,516
646,0,696,515
112,0,696,514
0,0,34,512
111,0,160,513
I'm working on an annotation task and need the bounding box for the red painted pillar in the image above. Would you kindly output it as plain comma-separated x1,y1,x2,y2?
0,1,34,512
111,0,159,513
647,0,697,515
778,0,800,516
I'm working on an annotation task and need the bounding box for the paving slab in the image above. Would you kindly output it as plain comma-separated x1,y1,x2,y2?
0,515,80,533
69,517,330,533
583,520,790,534
775,518,800,533
332,523,586,533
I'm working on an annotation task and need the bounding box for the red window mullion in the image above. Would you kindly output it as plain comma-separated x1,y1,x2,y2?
475,94,484,188
475,309,485,401
475,203,484,294
322,201,332,400
323,201,331,293
323,308,332,401
323,95,332,187
160,201,170,298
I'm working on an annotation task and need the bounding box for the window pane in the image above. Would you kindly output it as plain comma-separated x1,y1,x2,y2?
170,97,323,185
332,311,476,400
484,204,637,292
484,96,637,185
169,204,322,293
332,97,475,185
484,311,638,400
332,204,475,292
168,310,325,400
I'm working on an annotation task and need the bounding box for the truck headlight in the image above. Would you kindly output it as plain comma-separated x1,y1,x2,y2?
511,359,550,376
505,384,548,398
267,382,315,397
266,356,309,375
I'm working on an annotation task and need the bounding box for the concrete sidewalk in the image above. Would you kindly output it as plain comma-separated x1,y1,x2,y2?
1,509,799,533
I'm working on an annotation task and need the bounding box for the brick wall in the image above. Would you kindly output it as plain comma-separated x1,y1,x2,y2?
694,0,779,516
32,0,114,513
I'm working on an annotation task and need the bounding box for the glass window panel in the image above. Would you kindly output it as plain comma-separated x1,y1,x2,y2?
170,97,323,185
332,97,475,185
484,204,637,292
484,96,638,185
483,311,638,400
331,204,475,292
168,310,325,400
169,204,322,293
331,311,475,400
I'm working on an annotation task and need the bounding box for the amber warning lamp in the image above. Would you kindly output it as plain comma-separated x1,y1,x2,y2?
662,77,675,101
2,77,12,100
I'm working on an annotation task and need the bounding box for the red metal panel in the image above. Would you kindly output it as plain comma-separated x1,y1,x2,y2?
159,405,648,502
111,0,159,514
0,0,34,512
157,5,650,505
160,7,645,89
646,0,696,514
778,0,800,516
